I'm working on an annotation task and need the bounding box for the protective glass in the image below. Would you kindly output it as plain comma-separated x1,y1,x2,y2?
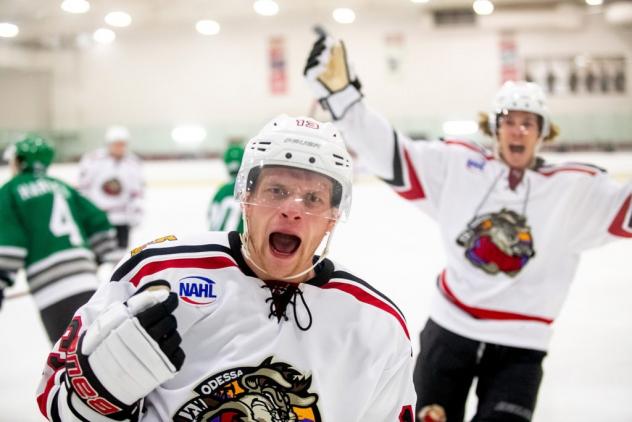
497,112,540,135
240,166,342,221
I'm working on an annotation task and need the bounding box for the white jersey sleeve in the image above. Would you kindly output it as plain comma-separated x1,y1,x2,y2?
359,346,416,421
558,166,632,251
336,101,486,220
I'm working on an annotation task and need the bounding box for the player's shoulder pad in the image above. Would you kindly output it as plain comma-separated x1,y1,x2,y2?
536,160,607,177
111,232,236,285
318,263,410,340
441,138,494,160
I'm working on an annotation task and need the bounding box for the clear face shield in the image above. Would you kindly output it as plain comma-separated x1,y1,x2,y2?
236,165,351,223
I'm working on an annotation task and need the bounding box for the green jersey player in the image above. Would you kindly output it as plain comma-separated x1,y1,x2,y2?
0,134,118,342
207,144,244,233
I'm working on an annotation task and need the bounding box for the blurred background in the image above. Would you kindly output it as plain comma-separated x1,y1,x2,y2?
0,0,631,159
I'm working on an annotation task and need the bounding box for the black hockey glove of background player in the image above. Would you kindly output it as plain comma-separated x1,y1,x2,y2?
63,284,184,420
304,35,363,120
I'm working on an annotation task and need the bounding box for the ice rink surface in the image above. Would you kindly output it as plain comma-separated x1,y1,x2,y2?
0,151,630,421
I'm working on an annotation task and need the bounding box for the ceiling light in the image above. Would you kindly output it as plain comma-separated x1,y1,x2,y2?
443,120,479,136
253,0,279,16
105,11,132,27
93,28,116,44
171,125,207,146
333,8,356,24
0,23,19,38
473,0,494,16
61,0,90,14
196,20,221,35
585,0,603,5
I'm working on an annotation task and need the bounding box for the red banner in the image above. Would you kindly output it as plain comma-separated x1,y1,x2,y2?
269,36,287,95
499,34,519,83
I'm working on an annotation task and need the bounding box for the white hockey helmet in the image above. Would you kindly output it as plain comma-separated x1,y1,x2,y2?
105,125,130,144
488,81,550,140
235,114,353,221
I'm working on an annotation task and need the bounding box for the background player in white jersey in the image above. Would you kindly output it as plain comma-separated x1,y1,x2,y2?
78,125,144,253
304,36,632,422
0,134,118,343
37,115,416,422
207,143,244,233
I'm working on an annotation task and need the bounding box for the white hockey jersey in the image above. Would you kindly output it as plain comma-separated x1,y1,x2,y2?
78,148,144,226
37,231,416,422
334,102,632,351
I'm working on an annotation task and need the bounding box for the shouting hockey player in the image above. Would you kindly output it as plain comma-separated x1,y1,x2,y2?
36,115,416,421
304,35,632,421
78,125,144,252
0,134,118,343
207,143,244,233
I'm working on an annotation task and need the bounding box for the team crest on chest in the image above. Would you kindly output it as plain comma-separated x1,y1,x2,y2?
101,178,122,195
456,208,535,276
174,356,321,422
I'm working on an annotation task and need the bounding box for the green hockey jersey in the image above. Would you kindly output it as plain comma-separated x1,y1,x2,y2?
207,181,243,233
0,172,117,295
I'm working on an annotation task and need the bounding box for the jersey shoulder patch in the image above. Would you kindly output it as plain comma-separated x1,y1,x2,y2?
320,269,410,340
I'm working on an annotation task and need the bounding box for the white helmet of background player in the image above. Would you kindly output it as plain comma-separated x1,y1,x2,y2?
105,125,130,144
488,81,551,141
235,114,353,281
235,114,353,221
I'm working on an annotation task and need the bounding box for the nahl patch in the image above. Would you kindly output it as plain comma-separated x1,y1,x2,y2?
174,356,321,422
178,275,218,306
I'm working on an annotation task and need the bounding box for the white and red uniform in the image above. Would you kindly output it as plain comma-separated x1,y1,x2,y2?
78,148,144,227
37,231,416,422
335,102,632,352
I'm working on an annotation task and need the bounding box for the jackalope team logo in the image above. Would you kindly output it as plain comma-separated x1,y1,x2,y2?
456,208,535,277
174,357,321,422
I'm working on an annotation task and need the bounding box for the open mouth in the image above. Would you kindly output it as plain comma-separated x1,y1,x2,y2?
269,232,301,256
508,145,525,153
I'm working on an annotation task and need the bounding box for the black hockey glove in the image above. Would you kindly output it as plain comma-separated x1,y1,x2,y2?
64,285,184,420
304,35,363,120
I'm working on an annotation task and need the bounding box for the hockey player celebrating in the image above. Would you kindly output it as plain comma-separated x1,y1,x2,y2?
304,35,632,422
78,125,144,252
207,143,244,232
0,134,118,343
36,115,416,422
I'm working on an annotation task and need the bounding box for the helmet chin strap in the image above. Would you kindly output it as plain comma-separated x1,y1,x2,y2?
239,211,337,283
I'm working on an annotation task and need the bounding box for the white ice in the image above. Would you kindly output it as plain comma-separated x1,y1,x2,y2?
0,152,630,421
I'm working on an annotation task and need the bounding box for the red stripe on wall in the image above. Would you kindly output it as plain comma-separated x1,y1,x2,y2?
129,256,236,286
439,271,553,325
322,281,410,339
